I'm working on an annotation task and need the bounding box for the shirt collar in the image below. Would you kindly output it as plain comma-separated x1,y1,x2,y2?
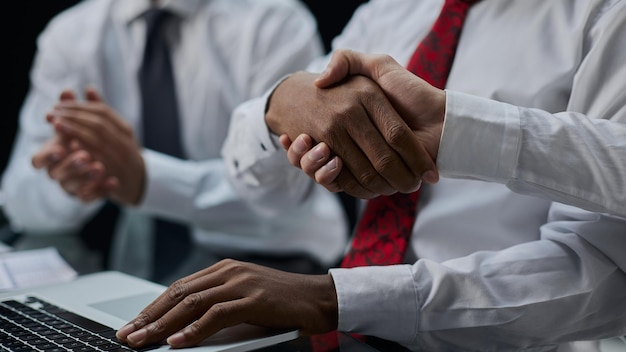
117,0,205,24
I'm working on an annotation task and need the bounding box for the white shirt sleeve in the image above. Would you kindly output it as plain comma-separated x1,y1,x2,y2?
330,0,626,350
438,91,626,217
331,205,626,351
1,14,102,234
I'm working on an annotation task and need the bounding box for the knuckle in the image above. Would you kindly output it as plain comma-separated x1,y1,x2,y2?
356,169,382,190
181,293,204,311
208,302,230,321
221,259,248,276
373,153,398,175
167,280,189,302
357,83,379,102
134,312,153,328
384,122,411,147
186,321,203,337
146,319,166,334
376,54,395,66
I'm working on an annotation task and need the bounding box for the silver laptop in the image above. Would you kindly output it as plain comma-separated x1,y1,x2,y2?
0,270,299,351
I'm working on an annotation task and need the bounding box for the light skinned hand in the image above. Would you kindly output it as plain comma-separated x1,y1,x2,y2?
32,89,118,202
115,259,338,349
266,71,433,199
48,87,146,205
281,49,446,196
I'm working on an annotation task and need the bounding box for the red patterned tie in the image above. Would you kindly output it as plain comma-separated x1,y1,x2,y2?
311,0,481,349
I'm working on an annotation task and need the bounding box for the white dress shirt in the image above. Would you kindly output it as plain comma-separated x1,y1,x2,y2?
439,92,626,217
222,0,626,350
1,0,347,279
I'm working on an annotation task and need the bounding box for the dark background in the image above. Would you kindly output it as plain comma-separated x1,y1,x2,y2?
1,0,367,177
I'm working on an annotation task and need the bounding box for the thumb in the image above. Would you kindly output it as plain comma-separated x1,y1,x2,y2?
314,49,362,88
314,49,403,89
59,89,77,101
84,86,105,102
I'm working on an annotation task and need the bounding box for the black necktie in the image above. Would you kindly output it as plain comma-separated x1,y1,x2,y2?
139,8,191,282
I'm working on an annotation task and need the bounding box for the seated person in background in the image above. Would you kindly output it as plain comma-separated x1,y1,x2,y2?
113,0,626,351
285,49,626,218
1,0,348,284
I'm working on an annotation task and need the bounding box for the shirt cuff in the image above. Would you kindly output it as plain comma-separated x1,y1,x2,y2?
438,90,521,183
329,265,418,345
221,75,292,186
137,149,198,220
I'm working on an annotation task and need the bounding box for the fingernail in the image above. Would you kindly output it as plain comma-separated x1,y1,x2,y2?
292,136,307,154
116,324,135,339
307,144,325,162
167,331,185,346
127,328,147,344
423,170,437,184
323,157,338,171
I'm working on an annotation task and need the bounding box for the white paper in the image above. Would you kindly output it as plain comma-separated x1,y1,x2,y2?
0,247,77,291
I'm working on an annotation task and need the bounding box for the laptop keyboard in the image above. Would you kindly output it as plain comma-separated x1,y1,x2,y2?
0,296,159,352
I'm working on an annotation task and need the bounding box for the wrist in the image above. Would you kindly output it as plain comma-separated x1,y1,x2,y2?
300,274,338,334
265,75,292,136
427,89,446,161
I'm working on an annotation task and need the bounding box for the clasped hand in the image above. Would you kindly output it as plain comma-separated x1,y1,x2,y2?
31,87,146,205
274,49,446,198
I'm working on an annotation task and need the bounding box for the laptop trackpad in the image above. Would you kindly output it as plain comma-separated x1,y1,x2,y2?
89,292,159,322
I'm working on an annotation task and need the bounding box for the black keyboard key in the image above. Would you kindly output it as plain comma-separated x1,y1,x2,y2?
99,329,118,339
55,311,113,333
73,347,99,352
1,297,157,352
36,343,61,350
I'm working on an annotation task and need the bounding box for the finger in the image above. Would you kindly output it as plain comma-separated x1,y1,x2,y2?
315,49,363,88
60,176,91,198
299,142,333,177
318,51,439,187
47,150,91,182
167,297,254,348
117,262,233,341
32,142,67,169
286,134,314,168
336,107,405,195
58,89,77,101
84,176,120,203
129,287,247,348
315,49,397,89
53,155,100,199
354,88,424,193
332,166,378,199
328,131,396,195
314,156,342,188
49,109,108,153
84,86,104,102
75,163,110,201
278,134,293,151
55,100,133,136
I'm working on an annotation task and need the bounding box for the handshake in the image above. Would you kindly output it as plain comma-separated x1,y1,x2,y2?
266,49,446,199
